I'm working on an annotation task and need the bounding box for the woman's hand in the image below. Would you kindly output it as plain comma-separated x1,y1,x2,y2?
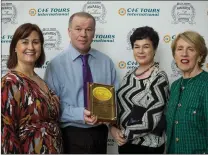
110,126,127,146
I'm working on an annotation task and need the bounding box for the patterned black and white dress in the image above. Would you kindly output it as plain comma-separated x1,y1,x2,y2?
117,64,169,148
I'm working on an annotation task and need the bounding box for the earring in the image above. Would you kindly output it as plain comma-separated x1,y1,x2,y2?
175,62,178,68
198,58,202,63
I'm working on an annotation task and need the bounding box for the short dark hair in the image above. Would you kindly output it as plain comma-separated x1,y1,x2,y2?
130,26,159,50
7,23,45,69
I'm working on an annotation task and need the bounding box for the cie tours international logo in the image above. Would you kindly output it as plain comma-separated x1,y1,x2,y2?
118,61,126,69
29,8,37,16
118,8,126,16
163,35,176,43
40,61,49,69
29,8,70,16
1,35,13,43
118,7,160,16
107,138,116,146
118,61,138,70
93,34,115,43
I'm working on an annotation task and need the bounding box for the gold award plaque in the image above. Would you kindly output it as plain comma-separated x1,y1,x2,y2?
87,83,117,122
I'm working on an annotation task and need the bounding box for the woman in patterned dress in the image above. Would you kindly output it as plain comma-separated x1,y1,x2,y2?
1,23,63,154
109,26,169,154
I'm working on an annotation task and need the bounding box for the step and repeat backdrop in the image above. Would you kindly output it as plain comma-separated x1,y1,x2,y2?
2,1,208,153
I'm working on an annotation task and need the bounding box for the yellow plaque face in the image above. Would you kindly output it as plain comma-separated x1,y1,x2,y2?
92,87,112,101
87,82,117,123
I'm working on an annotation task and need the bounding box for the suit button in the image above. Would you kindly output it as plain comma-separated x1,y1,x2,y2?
175,121,178,124
176,138,179,142
178,103,181,107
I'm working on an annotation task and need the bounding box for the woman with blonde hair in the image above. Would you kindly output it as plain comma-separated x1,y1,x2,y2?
166,30,208,154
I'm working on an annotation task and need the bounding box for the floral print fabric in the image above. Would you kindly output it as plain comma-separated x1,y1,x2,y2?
1,71,63,154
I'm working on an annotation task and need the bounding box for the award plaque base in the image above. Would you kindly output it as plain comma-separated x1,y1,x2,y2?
87,82,117,123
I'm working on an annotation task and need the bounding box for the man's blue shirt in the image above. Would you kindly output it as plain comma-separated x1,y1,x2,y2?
44,44,119,128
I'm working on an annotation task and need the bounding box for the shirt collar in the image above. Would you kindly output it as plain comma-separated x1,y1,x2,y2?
69,43,96,61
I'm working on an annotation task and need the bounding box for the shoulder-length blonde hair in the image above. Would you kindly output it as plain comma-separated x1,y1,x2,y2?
171,31,208,67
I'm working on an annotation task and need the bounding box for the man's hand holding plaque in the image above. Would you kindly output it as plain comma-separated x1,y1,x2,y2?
83,109,98,125
87,82,117,123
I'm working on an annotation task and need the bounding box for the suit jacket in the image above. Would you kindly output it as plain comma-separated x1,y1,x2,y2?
166,71,208,154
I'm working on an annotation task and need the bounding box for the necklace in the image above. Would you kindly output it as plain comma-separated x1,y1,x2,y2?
12,69,37,79
180,70,203,91
135,62,158,76
180,78,192,91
